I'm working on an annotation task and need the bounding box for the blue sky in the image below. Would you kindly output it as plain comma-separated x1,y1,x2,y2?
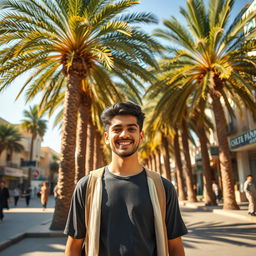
0,0,253,153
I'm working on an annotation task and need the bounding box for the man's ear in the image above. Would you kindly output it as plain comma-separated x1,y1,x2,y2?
104,131,110,144
140,130,144,141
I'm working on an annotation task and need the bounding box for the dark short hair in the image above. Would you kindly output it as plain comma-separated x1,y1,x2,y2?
247,175,253,178
101,102,145,131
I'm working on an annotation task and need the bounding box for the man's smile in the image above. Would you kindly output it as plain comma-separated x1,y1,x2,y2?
116,140,134,146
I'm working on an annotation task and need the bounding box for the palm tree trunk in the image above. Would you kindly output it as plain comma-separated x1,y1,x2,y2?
173,128,186,201
94,130,103,169
0,147,4,156
196,123,216,205
152,152,157,172
181,120,197,202
156,148,162,175
50,73,82,230
29,136,34,161
149,157,153,170
145,159,149,169
210,89,239,210
161,133,171,181
85,115,95,174
93,126,102,170
75,94,90,184
28,135,36,187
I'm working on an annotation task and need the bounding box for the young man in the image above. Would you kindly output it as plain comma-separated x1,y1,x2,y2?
244,175,256,216
64,102,187,256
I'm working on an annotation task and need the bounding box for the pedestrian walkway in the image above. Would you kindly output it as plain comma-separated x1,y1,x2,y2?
0,237,66,256
179,200,256,223
0,196,66,255
1,196,255,255
182,207,256,256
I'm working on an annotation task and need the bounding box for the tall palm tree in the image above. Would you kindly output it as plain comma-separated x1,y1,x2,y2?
173,127,187,201
0,0,160,229
195,117,217,205
21,105,47,185
142,101,173,180
0,123,24,157
149,0,256,210
161,132,171,181
181,119,197,202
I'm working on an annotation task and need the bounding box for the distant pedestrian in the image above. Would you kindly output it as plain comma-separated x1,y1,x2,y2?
193,184,197,195
13,186,21,206
212,180,221,203
24,187,32,206
244,175,256,216
0,181,10,222
40,182,49,210
37,185,41,198
53,184,59,200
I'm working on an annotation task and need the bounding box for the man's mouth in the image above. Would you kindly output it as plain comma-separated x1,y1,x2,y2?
116,140,133,146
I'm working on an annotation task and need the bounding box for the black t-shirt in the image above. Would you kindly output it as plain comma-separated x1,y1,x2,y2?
64,167,187,256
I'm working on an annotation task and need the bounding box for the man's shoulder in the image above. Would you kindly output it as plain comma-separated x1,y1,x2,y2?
76,175,90,187
144,168,175,192
160,176,175,192
75,167,106,190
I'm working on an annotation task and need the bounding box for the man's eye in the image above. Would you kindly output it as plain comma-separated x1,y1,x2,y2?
113,129,122,133
128,128,136,132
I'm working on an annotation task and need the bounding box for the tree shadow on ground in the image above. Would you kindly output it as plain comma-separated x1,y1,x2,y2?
181,208,256,249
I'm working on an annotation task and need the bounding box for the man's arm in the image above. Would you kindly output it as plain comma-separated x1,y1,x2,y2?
168,237,185,256
65,236,84,256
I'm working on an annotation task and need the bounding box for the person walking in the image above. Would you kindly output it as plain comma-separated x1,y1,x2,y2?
244,175,256,216
24,187,31,207
212,180,221,203
40,182,49,210
0,181,10,222
53,184,59,200
64,102,187,256
13,186,20,207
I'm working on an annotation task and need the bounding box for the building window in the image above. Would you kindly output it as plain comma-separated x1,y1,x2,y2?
6,153,11,162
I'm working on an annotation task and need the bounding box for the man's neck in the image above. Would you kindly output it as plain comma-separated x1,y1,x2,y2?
108,153,143,177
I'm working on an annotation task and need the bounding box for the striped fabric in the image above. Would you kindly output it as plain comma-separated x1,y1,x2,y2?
85,167,169,256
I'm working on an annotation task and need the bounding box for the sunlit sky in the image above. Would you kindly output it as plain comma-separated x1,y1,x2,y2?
0,0,252,153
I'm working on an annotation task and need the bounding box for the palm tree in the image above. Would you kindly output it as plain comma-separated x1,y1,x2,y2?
21,105,47,185
190,104,217,205
142,101,173,180
161,132,171,181
181,119,197,202
0,0,161,229
195,117,217,205
173,126,187,201
0,123,24,158
49,154,60,193
149,0,256,210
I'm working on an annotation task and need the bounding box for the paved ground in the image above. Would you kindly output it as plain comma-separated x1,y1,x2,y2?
0,196,55,245
0,237,66,256
183,207,256,256
1,197,256,255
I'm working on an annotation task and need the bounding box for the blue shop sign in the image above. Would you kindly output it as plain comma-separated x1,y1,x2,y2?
230,129,256,149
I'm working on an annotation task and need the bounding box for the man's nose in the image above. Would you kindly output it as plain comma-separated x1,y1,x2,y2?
120,129,129,137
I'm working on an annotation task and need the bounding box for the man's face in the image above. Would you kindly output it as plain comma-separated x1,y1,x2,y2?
104,115,144,158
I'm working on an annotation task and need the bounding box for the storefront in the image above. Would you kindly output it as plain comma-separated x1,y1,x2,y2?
0,166,28,189
230,129,256,190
